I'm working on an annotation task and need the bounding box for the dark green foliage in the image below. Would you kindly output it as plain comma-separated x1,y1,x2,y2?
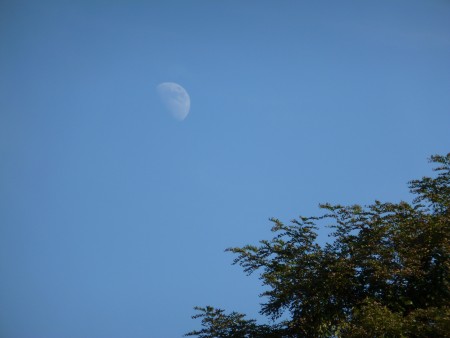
186,154,450,337
185,306,284,338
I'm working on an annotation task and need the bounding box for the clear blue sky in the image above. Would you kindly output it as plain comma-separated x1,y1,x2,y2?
1,1,449,337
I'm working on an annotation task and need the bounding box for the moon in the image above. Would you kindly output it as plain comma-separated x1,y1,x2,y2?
156,82,190,121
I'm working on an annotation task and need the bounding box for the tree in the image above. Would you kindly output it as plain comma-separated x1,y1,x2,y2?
186,154,450,337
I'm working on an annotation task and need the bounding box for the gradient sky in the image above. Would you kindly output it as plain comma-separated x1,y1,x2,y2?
1,1,450,337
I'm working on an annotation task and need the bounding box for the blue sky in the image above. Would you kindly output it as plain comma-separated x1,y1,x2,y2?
1,1,450,337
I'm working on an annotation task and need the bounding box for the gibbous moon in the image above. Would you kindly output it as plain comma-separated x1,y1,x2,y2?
156,82,190,121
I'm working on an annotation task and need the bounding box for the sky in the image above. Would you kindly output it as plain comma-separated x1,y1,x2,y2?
1,1,450,337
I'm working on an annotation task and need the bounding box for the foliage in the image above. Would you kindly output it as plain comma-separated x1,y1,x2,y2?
186,154,450,337
185,306,283,338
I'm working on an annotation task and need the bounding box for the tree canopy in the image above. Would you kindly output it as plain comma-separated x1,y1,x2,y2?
186,154,450,337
